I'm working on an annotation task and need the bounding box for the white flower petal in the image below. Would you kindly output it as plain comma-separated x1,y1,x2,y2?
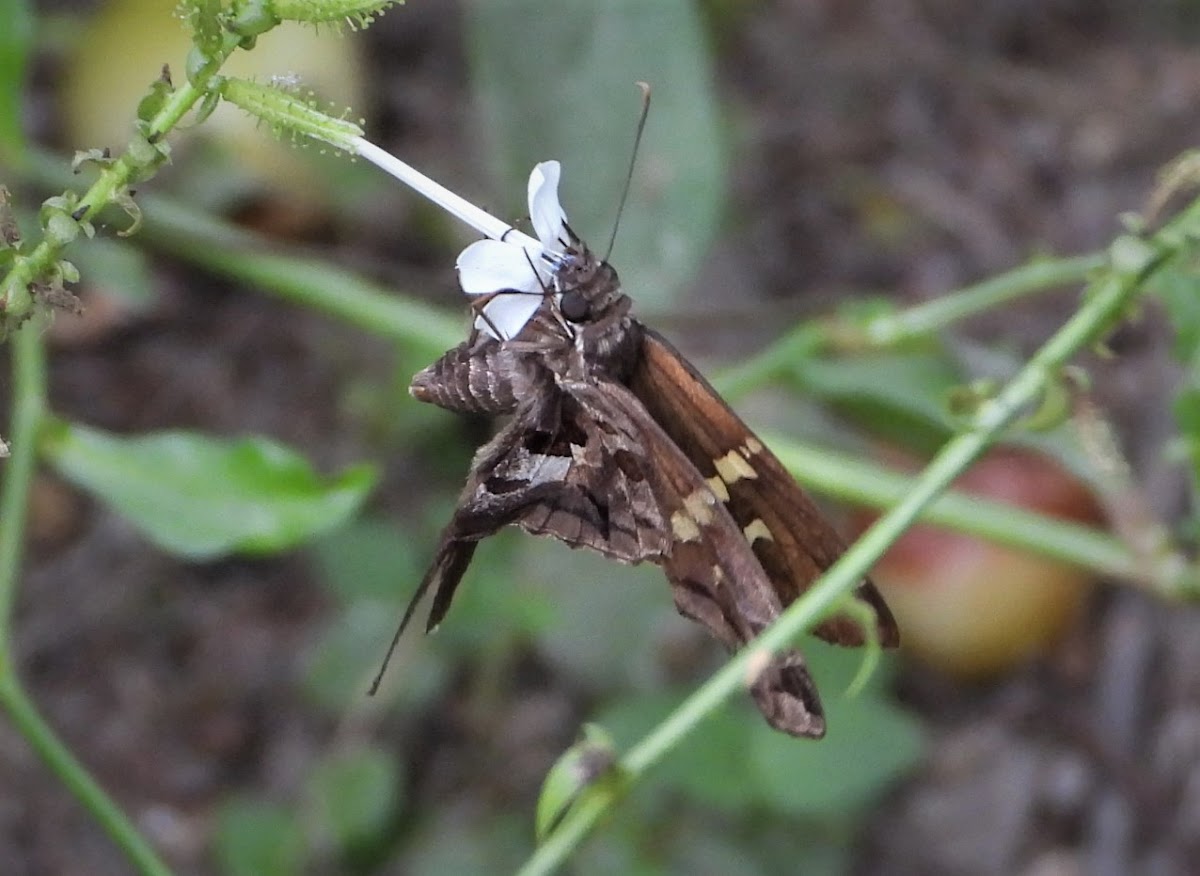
456,239,541,295
528,160,568,250
474,292,543,340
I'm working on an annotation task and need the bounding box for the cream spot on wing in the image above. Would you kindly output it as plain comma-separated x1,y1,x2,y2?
683,488,716,525
711,565,724,587
743,518,774,545
706,475,730,503
714,449,758,484
743,437,764,456
671,510,701,542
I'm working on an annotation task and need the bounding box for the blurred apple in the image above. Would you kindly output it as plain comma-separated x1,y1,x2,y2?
61,0,365,208
865,448,1104,679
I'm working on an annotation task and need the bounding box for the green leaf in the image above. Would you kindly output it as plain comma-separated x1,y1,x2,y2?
596,691,760,812
793,348,965,452
135,68,175,125
1153,254,1200,361
41,422,376,559
745,644,923,816
536,724,621,840
464,0,724,309
0,0,33,161
311,517,421,604
214,798,304,876
598,644,919,816
308,747,403,854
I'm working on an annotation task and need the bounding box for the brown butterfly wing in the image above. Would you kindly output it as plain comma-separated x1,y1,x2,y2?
628,328,899,649
402,353,836,735
550,379,829,737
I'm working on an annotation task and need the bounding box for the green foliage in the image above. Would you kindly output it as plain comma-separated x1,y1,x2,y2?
536,724,621,840
599,643,922,817
793,347,964,455
0,0,32,161
464,0,724,310
214,798,305,876
8,3,1200,876
1153,250,1200,525
41,422,377,559
308,748,405,857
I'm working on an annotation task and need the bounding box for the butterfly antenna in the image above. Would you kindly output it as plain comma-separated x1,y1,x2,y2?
603,82,652,262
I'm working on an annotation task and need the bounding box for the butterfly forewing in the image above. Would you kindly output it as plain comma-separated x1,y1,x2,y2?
553,378,829,737
629,329,900,649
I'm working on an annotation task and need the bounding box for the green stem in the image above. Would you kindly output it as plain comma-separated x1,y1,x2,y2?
0,674,173,876
0,326,172,875
714,252,1105,401
20,148,464,357
862,253,1106,347
763,433,1140,582
713,324,823,400
0,30,243,320
137,192,463,357
517,214,1182,876
0,319,44,648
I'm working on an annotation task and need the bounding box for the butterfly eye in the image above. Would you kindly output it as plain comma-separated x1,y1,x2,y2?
560,289,591,323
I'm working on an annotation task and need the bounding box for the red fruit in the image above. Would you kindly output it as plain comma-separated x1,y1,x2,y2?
867,449,1104,679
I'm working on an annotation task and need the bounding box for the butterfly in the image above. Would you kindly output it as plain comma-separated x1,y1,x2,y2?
374,158,898,738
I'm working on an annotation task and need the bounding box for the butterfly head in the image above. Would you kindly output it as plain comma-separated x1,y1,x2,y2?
456,162,632,347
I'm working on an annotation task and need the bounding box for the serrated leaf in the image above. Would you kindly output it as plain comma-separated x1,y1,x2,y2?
41,422,376,559
464,0,724,310
536,724,620,840
214,798,304,876
308,747,403,854
185,0,225,53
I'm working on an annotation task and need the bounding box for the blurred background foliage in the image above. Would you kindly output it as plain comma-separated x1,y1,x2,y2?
5,1,1200,875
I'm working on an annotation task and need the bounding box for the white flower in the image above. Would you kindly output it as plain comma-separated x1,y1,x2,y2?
456,161,570,340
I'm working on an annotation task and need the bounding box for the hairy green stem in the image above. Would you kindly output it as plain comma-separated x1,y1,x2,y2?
517,214,1183,876
20,149,463,357
0,29,243,319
